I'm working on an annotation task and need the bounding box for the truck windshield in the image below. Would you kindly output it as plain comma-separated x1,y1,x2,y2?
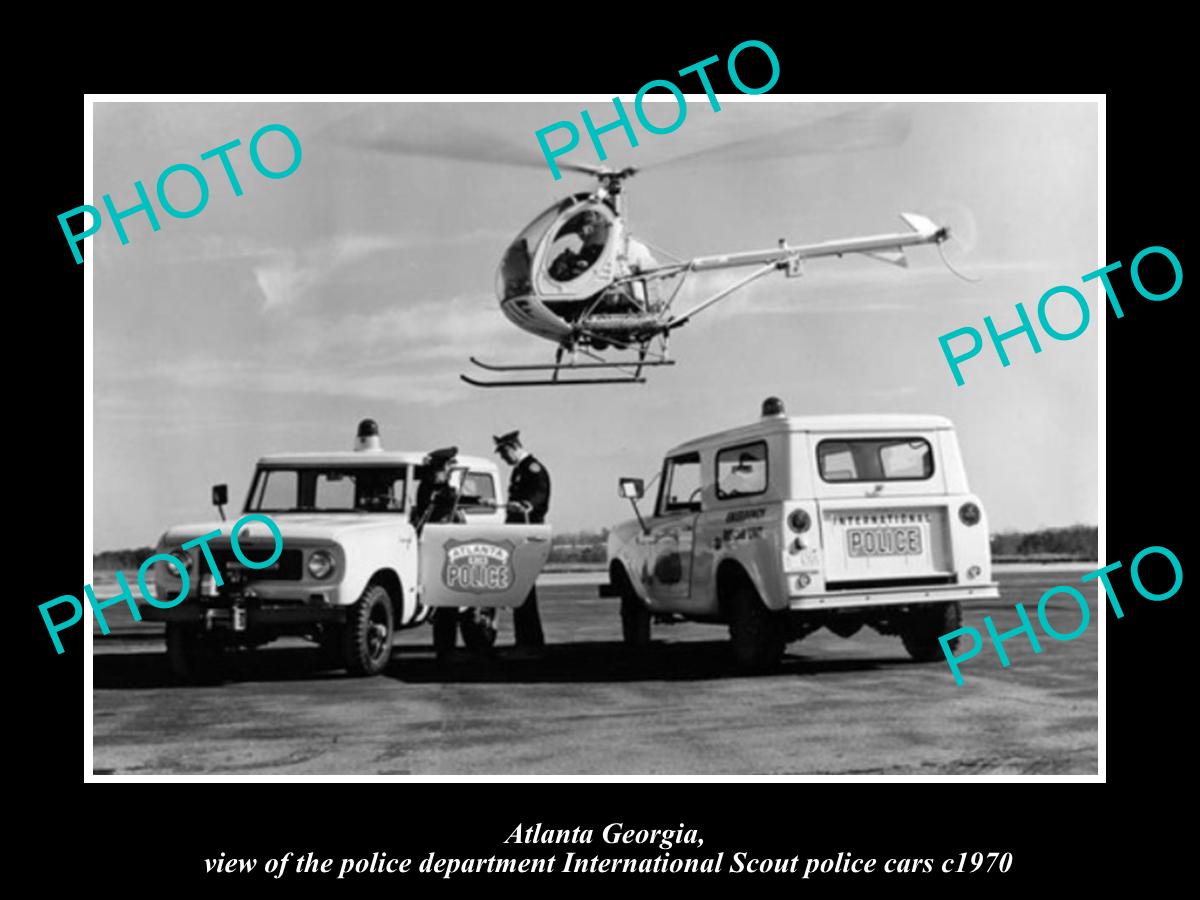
247,467,408,513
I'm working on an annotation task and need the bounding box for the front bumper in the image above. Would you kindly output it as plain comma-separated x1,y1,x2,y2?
141,600,347,628
788,581,1000,611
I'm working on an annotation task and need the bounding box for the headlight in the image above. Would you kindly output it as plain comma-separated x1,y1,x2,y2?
307,550,335,580
159,545,191,577
959,502,981,526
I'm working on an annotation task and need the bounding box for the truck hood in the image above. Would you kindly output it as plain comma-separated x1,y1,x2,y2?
160,513,412,546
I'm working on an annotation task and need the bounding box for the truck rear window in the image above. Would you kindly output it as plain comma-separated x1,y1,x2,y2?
817,438,934,482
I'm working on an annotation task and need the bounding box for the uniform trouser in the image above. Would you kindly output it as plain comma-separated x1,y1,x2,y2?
432,608,459,653
513,586,545,647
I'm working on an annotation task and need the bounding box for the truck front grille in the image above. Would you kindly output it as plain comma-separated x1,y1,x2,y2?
210,548,303,581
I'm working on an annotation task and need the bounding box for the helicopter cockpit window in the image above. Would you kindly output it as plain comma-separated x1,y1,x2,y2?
546,209,611,283
496,198,576,302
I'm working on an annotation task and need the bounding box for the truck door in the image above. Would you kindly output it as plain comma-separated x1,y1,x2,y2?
418,522,552,608
811,433,953,583
643,452,702,602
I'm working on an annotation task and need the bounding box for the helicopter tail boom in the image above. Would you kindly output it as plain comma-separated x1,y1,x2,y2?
685,212,947,274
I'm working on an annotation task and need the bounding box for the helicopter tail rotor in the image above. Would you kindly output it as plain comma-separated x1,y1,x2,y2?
922,202,982,283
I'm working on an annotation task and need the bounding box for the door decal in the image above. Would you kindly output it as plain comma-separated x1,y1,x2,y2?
442,539,516,594
654,552,684,584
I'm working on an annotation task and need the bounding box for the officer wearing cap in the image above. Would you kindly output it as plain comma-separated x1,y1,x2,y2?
411,446,471,660
495,430,550,651
411,446,462,533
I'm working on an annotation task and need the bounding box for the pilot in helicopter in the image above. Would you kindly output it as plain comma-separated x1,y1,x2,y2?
548,209,609,281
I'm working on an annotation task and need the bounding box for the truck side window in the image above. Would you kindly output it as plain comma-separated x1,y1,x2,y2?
460,472,497,510
715,441,768,499
658,453,702,515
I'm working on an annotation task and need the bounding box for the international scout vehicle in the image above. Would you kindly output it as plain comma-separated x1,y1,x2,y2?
145,421,552,679
606,398,999,669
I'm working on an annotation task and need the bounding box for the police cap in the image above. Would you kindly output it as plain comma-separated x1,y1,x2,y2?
493,431,521,452
423,446,458,467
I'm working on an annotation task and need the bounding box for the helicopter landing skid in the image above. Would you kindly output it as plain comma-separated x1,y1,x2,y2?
461,356,674,388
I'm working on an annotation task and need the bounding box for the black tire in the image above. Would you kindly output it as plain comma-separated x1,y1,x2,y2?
166,623,224,682
342,583,394,676
900,601,963,661
727,577,785,670
460,607,498,651
619,580,651,649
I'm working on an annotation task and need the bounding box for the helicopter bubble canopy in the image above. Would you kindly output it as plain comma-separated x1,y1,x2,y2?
496,194,624,306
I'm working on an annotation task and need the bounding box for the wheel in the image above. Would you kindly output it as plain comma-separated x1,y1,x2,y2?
166,623,224,682
342,583,394,676
900,601,963,661
619,581,651,649
727,577,785,670
460,607,498,651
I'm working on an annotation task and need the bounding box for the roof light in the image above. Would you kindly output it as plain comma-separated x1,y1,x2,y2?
354,418,383,452
762,396,785,417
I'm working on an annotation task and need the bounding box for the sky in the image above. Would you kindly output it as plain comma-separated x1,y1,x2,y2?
91,100,1098,550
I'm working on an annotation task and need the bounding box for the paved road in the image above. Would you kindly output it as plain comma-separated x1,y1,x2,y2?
91,569,1098,775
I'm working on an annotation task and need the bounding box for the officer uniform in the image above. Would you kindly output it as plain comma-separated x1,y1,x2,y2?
411,447,468,658
410,446,462,532
495,430,550,648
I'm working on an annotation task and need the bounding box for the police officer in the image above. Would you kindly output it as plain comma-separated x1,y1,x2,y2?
411,446,462,533
494,430,550,652
411,447,469,660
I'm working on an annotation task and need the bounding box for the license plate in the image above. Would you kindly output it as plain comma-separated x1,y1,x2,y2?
847,526,922,557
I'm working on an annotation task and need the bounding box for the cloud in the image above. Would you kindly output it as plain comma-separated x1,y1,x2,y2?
286,293,515,362
99,289,522,407
137,355,467,407
251,234,397,310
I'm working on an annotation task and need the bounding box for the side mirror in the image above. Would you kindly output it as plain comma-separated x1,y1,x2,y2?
212,483,228,521
619,477,649,534
619,477,645,500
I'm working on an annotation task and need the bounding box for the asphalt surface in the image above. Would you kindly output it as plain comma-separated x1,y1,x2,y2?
91,568,1098,775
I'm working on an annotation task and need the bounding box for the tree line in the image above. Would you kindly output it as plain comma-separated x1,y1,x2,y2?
91,525,1097,570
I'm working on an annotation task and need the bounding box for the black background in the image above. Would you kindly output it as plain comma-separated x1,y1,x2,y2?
22,27,1188,893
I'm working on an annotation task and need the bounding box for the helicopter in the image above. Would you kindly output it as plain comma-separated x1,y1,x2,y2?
335,103,975,387
470,161,958,387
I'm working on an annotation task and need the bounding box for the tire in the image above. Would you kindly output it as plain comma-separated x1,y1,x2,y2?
900,601,963,661
460,607,498,651
727,577,785,671
619,581,651,649
342,583,394,676
166,623,224,682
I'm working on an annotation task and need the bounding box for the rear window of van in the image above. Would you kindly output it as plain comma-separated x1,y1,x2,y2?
817,438,934,482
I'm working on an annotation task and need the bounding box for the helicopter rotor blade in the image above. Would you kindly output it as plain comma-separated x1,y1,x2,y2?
322,102,911,182
322,105,619,177
641,103,912,172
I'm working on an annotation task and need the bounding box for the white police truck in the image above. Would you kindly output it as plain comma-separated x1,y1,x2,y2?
606,398,999,669
145,421,551,679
